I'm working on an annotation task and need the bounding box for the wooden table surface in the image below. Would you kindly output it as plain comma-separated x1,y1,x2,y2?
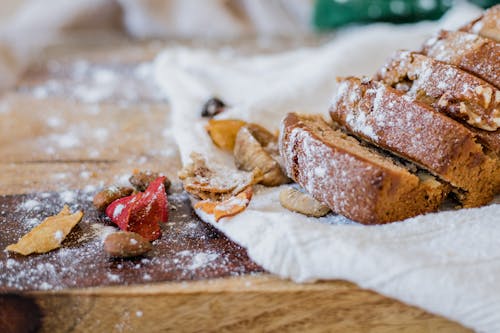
0,35,471,332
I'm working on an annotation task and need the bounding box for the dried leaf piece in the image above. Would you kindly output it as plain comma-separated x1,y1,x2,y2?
179,152,258,201
6,205,83,255
234,124,290,186
206,119,246,151
196,187,253,222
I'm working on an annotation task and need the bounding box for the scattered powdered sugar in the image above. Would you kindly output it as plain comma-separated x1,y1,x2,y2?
19,199,41,211
188,252,219,270
115,173,133,186
54,230,64,242
92,128,109,141
18,61,165,104
107,272,121,282
346,109,378,140
52,132,81,149
314,166,326,178
46,116,64,128
80,171,92,179
24,218,40,228
59,190,76,204
1,189,259,292
6,258,16,269
92,224,117,242
112,204,125,218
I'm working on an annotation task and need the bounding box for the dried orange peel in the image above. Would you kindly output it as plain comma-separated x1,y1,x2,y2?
206,119,246,151
6,205,83,255
195,187,253,222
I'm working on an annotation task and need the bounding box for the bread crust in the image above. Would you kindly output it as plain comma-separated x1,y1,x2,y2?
279,113,449,224
422,30,500,89
329,77,500,207
377,51,500,131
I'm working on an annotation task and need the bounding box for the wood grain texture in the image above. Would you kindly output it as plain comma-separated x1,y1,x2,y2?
0,38,470,332
27,276,470,333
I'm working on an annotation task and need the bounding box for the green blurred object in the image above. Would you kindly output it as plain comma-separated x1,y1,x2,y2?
313,0,499,30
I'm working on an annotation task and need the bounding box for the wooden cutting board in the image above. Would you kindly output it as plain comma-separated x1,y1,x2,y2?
0,37,470,332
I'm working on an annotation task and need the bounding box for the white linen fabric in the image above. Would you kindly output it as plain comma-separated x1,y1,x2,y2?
153,5,500,332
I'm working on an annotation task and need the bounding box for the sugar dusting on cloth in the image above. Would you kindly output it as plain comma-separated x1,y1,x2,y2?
154,4,500,332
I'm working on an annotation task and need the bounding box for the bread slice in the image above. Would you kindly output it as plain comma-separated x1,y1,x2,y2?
460,4,499,42
329,77,500,207
470,126,500,156
422,30,500,89
279,112,449,224
376,51,500,164
377,51,500,131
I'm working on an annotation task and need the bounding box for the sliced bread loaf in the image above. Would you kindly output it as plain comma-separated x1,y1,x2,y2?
329,77,500,207
377,51,500,131
422,30,499,89
279,113,449,224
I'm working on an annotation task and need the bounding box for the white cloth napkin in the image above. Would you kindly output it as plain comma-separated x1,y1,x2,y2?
154,5,500,332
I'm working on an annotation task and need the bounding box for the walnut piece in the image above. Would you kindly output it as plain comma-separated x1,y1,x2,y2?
234,124,289,186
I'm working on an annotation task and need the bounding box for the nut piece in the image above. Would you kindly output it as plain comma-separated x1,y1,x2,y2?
129,170,171,192
103,231,153,258
234,124,289,186
201,97,226,118
206,119,246,151
279,187,330,217
93,186,134,211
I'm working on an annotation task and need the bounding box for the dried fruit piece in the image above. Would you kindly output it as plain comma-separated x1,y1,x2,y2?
106,176,168,241
234,124,289,186
206,119,246,151
6,205,83,255
194,200,218,215
195,187,253,222
129,170,171,192
279,187,331,217
93,186,134,211
179,152,258,201
201,97,226,118
106,196,135,231
214,187,253,221
103,231,152,258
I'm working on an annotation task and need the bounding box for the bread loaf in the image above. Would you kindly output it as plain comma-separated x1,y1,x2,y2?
377,51,500,131
329,77,500,207
279,113,449,224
